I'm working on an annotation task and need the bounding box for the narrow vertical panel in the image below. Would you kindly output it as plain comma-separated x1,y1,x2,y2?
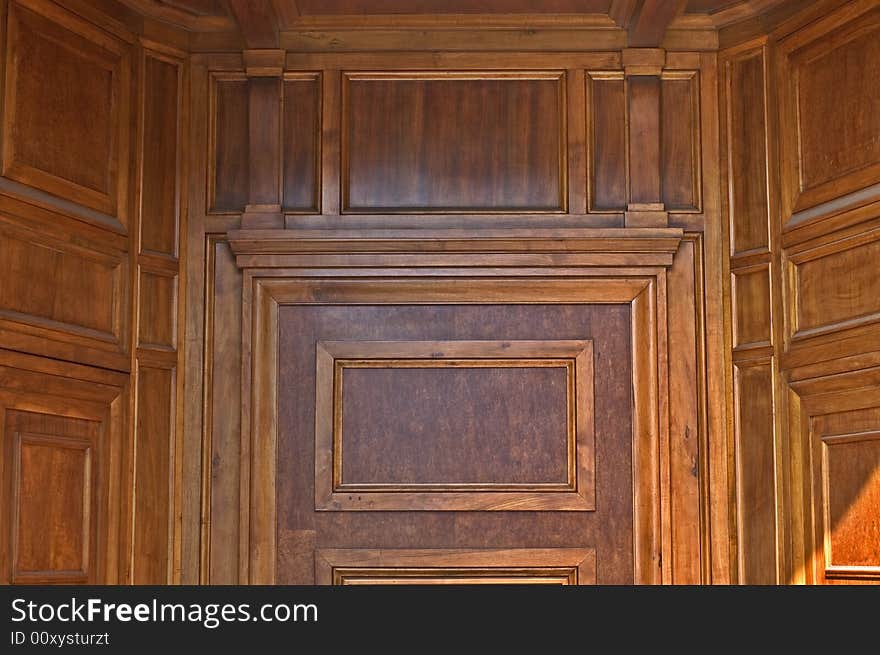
661,74,700,211
14,436,90,579
726,51,769,253
282,75,320,212
210,77,249,212
666,239,703,583
247,77,281,206
133,366,174,584
732,266,772,348
4,409,102,584
207,239,242,583
628,76,662,206
141,53,181,257
588,74,627,211
138,270,178,350
734,362,777,584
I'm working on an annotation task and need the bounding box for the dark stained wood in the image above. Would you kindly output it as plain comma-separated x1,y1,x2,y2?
227,0,280,48
3,0,131,222
588,74,627,211
277,300,634,583
247,76,281,206
294,0,614,14
661,73,700,211
141,52,181,257
627,75,662,205
211,77,249,212
132,365,174,584
8,414,99,583
341,366,569,484
343,73,565,212
627,0,688,47
282,75,320,212
138,269,177,349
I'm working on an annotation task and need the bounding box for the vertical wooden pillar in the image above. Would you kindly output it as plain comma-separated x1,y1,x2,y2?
624,48,668,228
242,49,284,229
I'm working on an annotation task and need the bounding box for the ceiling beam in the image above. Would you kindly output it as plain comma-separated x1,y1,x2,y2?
226,0,280,48
609,0,641,28
627,0,689,47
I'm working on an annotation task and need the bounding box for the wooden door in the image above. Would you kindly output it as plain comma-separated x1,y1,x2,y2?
240,273,666,585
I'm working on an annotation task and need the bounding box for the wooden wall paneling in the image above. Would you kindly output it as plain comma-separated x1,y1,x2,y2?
316,548,596,585
341,71,567,213
140,46,183,258
232,265,674,585
282,72,321,213
208,72,249,214
784,226,880,348
692,50,733,583
0,349,128,584
2,0,132,228
203,236,243,583
131,37,187,584
627,75,663,207
723,44,770,255
732,359,778,583
661,70,701,212
0,197,131,371
776,0,880,228
665,235,707,583
566,68,587,216
587,71,627,213
314,339,594,512
732,262,772,350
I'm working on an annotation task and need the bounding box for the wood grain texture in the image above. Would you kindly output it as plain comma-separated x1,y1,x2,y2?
11,429,94,582
724,47,769,254
3,0,131,222
138,269,177,349
313,340,594,511
732,265,771,349
342,73,565,212
733,361,777,584
588,73,627,211
282,74,320,212
0,351,128,585
210,75,249,213
140,51,181,258
777,2,880,223
627,75,662,205
661,72,700,211
132,365,174,584
315,547,596,585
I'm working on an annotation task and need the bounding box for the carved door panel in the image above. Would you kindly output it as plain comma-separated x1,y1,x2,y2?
257,277,657,585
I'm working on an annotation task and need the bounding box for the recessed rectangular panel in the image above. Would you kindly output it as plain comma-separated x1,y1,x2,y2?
3,0,129,218
13,432,92,583
733,266,771,349
133,365,174,584
141,53,181,257
138,269,177,349
282,74,320,212
316,548,596,586
734,362,777,584
661,73,700,212
210,76,249,213
793,236,880,337
0,229,122,339
315,340,594,510
343,72,565,212
587,73,627,211
821,432,880,571
778,6,880,218
726,50,769,253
